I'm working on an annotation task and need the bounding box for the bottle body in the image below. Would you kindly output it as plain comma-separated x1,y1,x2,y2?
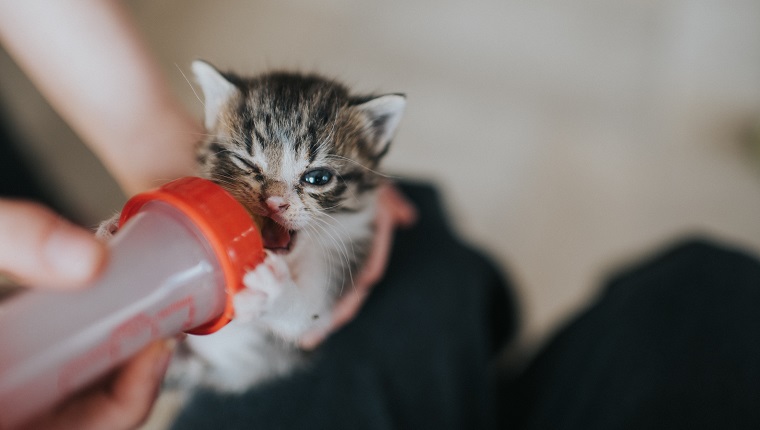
0,201,227,428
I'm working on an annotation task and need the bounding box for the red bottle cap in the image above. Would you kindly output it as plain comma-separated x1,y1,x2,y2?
119,177,265,335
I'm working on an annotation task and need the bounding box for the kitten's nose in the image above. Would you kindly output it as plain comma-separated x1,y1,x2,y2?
265,196,290,214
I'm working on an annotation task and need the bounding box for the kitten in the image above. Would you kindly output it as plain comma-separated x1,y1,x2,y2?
101,61,405,392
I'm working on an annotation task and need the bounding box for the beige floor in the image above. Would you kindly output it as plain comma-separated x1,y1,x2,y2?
2,1,760,425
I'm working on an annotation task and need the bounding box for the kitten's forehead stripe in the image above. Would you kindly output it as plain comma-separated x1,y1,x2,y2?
253,128,266,152
306,122,320,163
236,100,255,155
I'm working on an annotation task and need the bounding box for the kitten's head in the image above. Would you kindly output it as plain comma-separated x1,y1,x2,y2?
192,61,405,251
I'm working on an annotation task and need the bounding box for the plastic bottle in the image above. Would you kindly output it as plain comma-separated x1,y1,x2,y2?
0,177,264,429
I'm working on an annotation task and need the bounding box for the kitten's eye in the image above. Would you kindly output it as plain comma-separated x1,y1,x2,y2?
301,169,333,186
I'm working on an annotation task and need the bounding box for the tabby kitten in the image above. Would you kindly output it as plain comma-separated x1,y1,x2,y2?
164,61,406,391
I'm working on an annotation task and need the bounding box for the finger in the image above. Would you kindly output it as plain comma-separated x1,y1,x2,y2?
354,198,396,289
103,339,175,427
379,184,417,227
110,340,174,406
354,184,416,289
0,199,107,288
28,340,176,430
298,328,328,351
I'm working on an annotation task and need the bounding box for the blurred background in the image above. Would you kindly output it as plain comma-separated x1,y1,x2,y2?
1,0,759,357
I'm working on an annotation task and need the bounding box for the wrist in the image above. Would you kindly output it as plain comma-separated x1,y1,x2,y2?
101,102,202,195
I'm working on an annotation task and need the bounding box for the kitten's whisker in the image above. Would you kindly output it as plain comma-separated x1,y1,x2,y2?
311,214,352,246
207,148,235,158
324,155,399,179
309,210,354,247
303,225,336,294
186,131,217,138
335,173,361,206
310,202,345,212
309,219,353,278
310,207,355,239
175,63,205,108
313,216,357,281
310,216,351,261
143,130,217,139
310,217,356,291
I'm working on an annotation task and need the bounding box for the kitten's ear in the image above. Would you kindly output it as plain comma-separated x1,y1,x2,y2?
192,60,239,130
353,94,406,158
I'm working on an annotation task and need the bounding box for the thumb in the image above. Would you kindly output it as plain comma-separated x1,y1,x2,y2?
0,199,107,289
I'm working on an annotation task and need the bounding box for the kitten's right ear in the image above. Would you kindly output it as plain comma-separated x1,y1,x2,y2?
352,94,406,159
192,60,238,130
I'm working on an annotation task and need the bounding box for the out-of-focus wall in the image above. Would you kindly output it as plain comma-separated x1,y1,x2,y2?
2,0,759,350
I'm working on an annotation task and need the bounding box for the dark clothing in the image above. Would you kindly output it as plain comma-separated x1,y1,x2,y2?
0,115,46,201
0,111,69,217
503,239,760,430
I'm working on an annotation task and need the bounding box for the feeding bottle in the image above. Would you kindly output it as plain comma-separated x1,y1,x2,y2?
0,177,265,429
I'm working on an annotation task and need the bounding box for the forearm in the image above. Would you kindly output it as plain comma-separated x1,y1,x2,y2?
0,0,200,195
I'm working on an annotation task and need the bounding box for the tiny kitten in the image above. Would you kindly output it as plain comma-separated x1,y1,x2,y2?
99,61,405,392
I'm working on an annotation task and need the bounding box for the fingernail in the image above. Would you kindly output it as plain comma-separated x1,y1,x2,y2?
44,224,106,284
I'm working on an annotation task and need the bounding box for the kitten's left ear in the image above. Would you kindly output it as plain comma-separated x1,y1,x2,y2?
353,94,406,158
192,60,239,130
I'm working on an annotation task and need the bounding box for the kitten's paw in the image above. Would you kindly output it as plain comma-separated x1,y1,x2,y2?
235,252,291,320
244,251,291,291
95,213,121,240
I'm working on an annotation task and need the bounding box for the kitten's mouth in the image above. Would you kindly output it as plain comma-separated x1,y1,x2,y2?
259,216,296,254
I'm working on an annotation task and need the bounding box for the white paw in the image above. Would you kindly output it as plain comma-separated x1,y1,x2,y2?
234,252,291,320
95,213,120,240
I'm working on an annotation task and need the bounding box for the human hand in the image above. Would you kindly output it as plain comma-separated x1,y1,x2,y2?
0,199,106,288
19,340,175,430
299,184,417,349
0,199,171,430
